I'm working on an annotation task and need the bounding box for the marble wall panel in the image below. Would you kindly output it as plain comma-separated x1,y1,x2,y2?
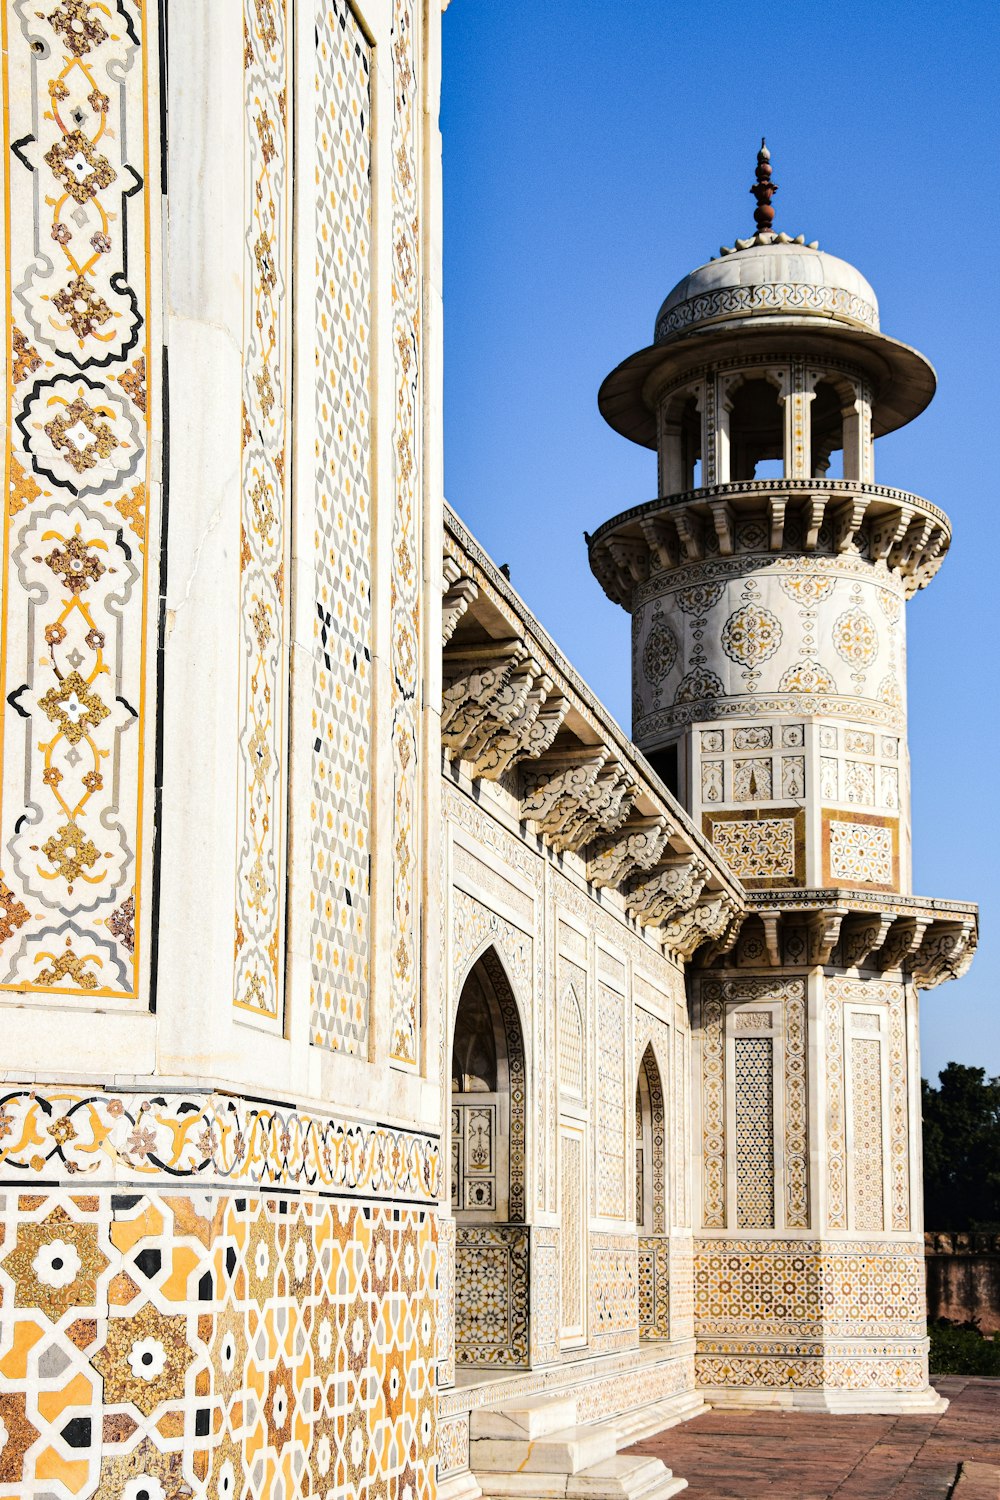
589,1233,638,1354
310,0,374,1054
633,558,907,741
0,0,158,1001
233,0,292,1027
388,0,423,1066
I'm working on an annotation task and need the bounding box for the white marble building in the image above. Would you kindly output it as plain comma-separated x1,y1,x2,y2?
0,11,976,1500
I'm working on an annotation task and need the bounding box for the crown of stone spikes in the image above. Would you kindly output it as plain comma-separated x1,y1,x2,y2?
717,139,818,257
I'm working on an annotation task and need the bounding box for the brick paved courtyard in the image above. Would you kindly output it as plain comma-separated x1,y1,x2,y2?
628,1378,1000,1498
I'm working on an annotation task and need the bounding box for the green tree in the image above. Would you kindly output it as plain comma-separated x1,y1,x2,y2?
922,1063,1000,1230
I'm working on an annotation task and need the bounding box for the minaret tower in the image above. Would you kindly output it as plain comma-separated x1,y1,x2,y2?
589,144,978,1410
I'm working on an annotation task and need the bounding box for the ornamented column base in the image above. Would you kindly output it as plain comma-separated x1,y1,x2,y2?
696,1340,944,1415
694,1238,937,1414
698,1378,947,1416
438,1466,485,1500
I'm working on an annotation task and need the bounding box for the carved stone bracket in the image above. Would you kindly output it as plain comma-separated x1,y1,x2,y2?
809,906,847,965
441,641,529,759
831,495,869,553
587,815,674,889
875,916,928,971
545,764,640,855
470,678,566,781
713,894,978,987
839,912,895,970
761,911,782,966
911,918,977,990
660,890,744,961
442,558,479,644
442,509,748,953
522,745,605,813
626,854,710,926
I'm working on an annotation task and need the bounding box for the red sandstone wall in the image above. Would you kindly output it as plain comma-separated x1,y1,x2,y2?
925,1234,1000,1334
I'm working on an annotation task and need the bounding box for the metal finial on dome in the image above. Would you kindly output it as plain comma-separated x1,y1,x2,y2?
750,136,778,234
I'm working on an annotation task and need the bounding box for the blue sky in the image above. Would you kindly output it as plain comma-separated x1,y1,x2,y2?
440,0,999,1084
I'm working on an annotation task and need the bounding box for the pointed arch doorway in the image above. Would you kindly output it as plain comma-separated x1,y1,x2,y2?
451,947,529,1368
636,1041,670,1341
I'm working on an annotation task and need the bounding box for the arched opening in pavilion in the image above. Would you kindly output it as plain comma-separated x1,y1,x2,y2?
659,388,703,494
726,375,784,480
451,948,529,1367
636,1041,669,1341
810,376,847,478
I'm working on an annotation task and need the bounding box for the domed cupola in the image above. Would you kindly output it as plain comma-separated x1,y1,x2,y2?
598,141,935,456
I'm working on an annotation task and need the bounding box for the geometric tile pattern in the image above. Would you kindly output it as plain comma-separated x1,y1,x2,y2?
589,1235,638,1354
699,977,808,1232
694,1238,925,1340
638,1236,670,1340
0,1190,437,1499
388,0,422,1065
694,1221,931,1394
823,809,899,891
851,1036,885,1231
310,1,373,1053
233,0,292,1026
704,807,806,887
734,1037,774,1229
711,814,796,879
0,0,155,998
454,1226,529,1368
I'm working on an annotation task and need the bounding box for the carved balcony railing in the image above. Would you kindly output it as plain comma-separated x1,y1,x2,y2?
587,478,951,608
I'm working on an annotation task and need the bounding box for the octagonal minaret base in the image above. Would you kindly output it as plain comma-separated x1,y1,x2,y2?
689,962,943,1414
590,184,977,1412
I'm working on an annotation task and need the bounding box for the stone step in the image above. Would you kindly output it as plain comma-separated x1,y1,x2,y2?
475,1451,686,1500
472,1394,580,1442
567,1455,687,1500
471,1420,618,1475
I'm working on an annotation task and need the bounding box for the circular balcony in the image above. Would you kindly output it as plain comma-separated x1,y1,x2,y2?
587,478,951,610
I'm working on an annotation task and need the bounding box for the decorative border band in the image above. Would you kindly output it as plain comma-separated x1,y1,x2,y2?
656,282,880,341
0,1085,440,1200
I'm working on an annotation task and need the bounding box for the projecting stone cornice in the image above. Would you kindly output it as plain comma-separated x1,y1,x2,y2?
442,504,745,958
588,478,951,609
728,889,978,988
